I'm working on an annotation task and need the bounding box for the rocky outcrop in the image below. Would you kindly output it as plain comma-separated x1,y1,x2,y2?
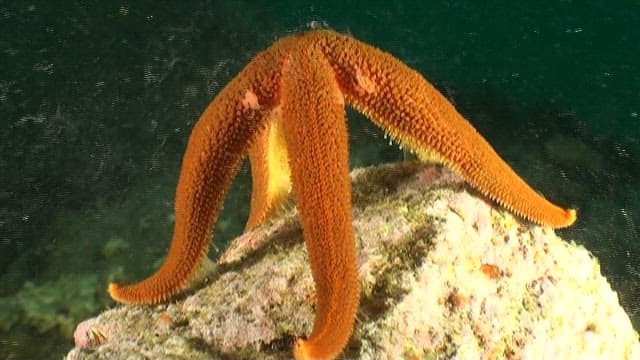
65,162,640,359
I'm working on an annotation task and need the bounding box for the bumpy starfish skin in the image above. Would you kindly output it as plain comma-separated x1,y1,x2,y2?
108,30,576,359
281,48,359,360
108,40,285,304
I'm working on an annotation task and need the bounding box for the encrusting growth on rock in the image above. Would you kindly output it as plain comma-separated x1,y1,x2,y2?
108,30,576,359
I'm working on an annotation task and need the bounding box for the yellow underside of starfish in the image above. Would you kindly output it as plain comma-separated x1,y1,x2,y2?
108,30,576,360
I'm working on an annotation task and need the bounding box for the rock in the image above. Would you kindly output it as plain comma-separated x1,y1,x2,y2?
65,162,640,360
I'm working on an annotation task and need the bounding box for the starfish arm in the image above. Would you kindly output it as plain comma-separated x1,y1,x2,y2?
280,49,359,360
245,112,292,230
316,31,576,228
108,49,283,304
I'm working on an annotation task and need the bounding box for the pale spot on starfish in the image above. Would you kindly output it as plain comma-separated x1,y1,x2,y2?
241,89,261,110
355,68,376,94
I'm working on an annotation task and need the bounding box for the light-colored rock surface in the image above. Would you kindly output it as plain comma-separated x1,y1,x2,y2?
65,162,640,360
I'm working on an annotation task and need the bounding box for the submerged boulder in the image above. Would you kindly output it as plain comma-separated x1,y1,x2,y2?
66,162,640,359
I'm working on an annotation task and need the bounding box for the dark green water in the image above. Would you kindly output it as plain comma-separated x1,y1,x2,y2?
1,1,638,358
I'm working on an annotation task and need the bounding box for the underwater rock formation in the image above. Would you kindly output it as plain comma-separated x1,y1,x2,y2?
65,162,640,359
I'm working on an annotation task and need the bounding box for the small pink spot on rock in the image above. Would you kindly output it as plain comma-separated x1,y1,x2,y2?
154,313,174,335
74,317,109,348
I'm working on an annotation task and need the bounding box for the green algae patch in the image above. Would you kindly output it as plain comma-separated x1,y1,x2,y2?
0,274,106,337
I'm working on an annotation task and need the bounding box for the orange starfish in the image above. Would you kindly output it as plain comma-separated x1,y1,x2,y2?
108,30,576,359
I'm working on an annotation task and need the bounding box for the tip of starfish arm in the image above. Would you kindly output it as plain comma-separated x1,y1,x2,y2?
107,283,125,303
108,282,158,304
108,282,167,305
562,208,577,227
293,339,310,360
539,207,577,229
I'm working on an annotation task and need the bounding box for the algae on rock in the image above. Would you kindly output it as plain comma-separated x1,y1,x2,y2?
65,162,640,360
0,274,106,337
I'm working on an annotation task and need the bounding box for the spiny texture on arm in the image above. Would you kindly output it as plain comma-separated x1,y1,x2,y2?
315,30,576,228
280,47,360,360
108,46,284,304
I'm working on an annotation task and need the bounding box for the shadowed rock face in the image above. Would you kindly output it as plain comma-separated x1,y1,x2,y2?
66,162,640,360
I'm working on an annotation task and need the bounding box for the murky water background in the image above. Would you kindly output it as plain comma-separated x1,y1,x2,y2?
1,1,638,358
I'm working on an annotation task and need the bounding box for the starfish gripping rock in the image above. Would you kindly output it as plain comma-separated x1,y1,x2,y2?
108,30,576,359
